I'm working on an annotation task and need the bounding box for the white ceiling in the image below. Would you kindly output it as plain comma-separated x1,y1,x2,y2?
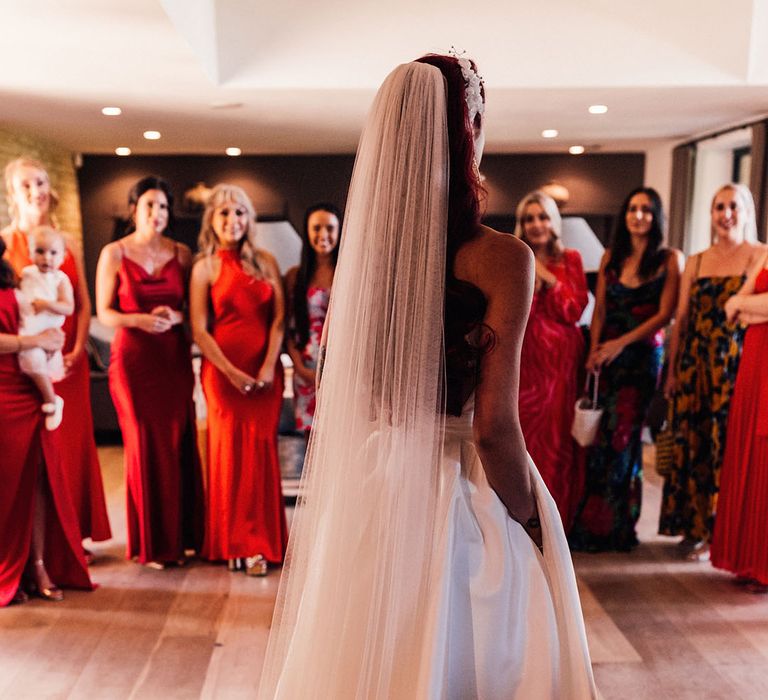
2,0,768,155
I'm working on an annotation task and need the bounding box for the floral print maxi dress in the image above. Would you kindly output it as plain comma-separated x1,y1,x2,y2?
569,269,665,552
658,264,745,543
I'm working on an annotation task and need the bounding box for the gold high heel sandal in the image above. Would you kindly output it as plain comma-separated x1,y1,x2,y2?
28,560,64,602
244,555,267,577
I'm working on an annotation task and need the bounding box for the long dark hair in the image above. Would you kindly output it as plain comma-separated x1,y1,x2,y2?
0,238,17,289
607,186,667,281
126,176,176,235
415,54,488,415
291,203,342,351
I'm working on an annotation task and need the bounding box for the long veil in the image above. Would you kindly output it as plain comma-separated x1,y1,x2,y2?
258,61,449,699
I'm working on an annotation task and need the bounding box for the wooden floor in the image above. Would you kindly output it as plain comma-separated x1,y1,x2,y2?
2,446,768,699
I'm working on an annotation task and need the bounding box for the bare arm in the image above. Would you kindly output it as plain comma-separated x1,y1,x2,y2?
592,250,683,368
725,249,768,321
664,253,694,398
0,327,64,354
151,244,193,327
95,242,172,334
255,252,286,388
63,234,92,365
283,266,315,383
586,251,610,371
462,233,537,525
189,256,257,394
32,275,74,316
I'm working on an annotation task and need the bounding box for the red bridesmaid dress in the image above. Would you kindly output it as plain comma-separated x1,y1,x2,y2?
518,248,588,530
0,287,93,605
711,267,768,584
201,249,287,563
109,244,204,563
4,230,111,543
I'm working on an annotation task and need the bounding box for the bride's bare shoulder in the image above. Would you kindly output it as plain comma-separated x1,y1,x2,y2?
454,225,533,291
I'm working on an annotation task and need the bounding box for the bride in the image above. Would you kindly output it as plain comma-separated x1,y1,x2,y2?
258,54,597,699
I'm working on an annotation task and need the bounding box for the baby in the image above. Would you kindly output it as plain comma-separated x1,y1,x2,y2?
16,226,74,430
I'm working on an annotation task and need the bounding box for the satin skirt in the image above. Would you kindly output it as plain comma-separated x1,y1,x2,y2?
415,413,596,699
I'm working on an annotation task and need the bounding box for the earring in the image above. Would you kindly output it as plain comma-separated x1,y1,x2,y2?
472,158,482,185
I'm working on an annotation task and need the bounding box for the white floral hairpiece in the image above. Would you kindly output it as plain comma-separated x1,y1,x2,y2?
449,47,485,124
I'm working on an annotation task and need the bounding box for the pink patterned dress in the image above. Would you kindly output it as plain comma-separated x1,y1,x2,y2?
293,286,330,432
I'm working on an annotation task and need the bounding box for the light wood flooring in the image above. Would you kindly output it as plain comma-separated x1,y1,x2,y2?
2,445,767,699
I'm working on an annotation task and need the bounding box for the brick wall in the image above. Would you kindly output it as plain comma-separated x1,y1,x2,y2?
0,127,83,242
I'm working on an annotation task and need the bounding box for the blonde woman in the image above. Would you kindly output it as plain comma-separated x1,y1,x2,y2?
659,183,765,560
189,184,287,576
514,190,588,529
2,157,110,560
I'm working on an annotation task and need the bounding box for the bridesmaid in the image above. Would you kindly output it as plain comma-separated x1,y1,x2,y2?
570,187,682,552
284,203,341,435
711,249,768,592
659,184,764,561
190,184,287,575
2,157,111,554
0,238,92,604
514,190,588,529
95,176,203,567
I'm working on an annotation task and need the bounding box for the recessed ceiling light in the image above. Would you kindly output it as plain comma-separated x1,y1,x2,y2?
225,147,242,156
588,104,608,114
143,130,161,140
211,101,244,110
569,145,586,155
102,106,122,116
115,147,131,156
541,129,559,139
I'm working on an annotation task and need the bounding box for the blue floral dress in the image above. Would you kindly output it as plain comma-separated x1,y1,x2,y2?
569,268,665,551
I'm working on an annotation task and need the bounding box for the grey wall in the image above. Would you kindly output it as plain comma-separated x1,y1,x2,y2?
77,152,645,298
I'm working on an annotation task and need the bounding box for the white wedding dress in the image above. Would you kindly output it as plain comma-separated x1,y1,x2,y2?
416,401,596,698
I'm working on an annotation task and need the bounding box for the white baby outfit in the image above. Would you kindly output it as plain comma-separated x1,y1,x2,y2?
16,264,72,382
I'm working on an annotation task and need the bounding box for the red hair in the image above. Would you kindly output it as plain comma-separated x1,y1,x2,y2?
415,54,488,416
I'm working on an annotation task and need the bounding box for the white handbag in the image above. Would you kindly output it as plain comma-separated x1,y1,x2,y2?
571,369,604,448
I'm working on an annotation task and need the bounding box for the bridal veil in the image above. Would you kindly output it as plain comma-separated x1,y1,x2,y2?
258,61,450,698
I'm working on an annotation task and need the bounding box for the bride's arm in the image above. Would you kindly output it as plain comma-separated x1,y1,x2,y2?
463,232,538,530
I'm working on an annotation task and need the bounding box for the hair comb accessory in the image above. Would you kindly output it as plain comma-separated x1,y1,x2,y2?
449,46,485,124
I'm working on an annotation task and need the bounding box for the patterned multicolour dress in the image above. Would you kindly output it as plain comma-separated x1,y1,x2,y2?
293,286,330,432
658,254,745,543
569,267,665,552
519,249,588,530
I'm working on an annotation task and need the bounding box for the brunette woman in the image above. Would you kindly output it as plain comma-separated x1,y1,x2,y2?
2,157,111,553
570,187,682,552
515,190,588,529
659,184,764,561
95,176,203,567
190,184,287,576
284,203,341,434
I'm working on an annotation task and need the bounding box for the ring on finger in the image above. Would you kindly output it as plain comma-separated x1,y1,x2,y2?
243,383,254,393
256,380,266,389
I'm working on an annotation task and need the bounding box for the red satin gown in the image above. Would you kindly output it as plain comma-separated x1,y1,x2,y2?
4,230,111,543
0,288,93,605
711,268,768,584
519,248,588,530
109,245,203,563
201,249,287,563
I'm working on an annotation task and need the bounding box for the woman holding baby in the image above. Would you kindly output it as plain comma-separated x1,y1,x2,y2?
1,157,107,602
